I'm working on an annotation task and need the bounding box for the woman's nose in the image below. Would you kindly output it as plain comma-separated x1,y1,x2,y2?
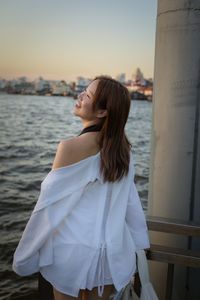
78,92,84,100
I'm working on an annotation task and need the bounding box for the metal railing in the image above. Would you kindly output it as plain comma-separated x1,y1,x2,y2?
146,216,200,300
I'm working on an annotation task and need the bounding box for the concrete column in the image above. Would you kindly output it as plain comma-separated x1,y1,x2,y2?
148,0,200,299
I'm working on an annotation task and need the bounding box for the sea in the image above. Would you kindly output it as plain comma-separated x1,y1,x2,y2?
0,93,152,300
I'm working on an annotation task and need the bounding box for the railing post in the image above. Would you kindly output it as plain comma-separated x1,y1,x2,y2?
165,264,174,300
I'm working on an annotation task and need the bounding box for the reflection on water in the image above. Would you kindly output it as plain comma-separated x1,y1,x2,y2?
0,94,152,299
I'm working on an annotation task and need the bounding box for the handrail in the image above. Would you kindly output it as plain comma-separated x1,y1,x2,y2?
145,215,200,300
146,216,200,236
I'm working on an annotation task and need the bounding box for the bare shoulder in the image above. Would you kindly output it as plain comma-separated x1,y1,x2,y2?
52,133,100,170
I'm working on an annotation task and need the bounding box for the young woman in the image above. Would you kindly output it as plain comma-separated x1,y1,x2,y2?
13,76,150,300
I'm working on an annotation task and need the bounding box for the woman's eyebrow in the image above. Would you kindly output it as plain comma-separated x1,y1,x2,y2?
86,88,94,97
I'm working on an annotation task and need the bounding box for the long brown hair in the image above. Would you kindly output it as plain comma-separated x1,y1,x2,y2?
92,75,131,182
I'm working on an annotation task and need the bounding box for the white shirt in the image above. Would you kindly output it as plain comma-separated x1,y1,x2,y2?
13,151,150,297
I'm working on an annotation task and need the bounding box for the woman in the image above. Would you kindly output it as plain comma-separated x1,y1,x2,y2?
13,76,150,300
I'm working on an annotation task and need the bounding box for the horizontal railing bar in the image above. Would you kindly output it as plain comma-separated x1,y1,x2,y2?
147,244,200,268
146,216,200,237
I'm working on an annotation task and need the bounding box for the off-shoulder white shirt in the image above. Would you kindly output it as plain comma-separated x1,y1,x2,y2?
13,151,150,297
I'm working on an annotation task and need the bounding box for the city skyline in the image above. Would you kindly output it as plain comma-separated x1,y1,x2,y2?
0,0,157,81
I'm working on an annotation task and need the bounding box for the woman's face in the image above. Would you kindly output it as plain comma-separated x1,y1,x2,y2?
73,80,99,121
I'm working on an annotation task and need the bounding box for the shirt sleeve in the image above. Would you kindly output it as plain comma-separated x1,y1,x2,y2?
12,187,85,276
125,181,150,250
13,154,101,276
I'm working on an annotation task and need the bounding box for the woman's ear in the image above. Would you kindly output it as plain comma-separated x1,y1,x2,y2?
96,109,107,119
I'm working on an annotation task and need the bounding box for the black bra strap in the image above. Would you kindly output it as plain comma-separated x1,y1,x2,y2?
78,124,102,136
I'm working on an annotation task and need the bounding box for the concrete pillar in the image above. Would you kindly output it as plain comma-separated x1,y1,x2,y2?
148,0,200,299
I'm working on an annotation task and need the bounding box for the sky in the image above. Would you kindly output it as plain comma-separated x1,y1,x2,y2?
0,0,157,82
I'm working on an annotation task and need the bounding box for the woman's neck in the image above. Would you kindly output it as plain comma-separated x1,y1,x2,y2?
82,120,98,128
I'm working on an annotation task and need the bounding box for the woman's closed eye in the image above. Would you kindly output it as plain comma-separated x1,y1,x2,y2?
85,90,91,99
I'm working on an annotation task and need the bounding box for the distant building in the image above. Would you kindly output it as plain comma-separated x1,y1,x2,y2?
18,76,28,84
51,80,72,96
132,68,146,85
0,79,7,90
125,70,153,101
116,73,126,84
74,77,92,97
5,77,35,95
0,72,153,100
34,77,51,95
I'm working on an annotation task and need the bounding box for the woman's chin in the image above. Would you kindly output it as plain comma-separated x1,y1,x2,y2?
73,108,81,118
73,107,78,115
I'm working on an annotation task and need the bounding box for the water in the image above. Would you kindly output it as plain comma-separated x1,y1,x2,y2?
0,94,152,299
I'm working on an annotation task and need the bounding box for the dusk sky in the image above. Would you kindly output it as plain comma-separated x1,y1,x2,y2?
0,0,157,82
